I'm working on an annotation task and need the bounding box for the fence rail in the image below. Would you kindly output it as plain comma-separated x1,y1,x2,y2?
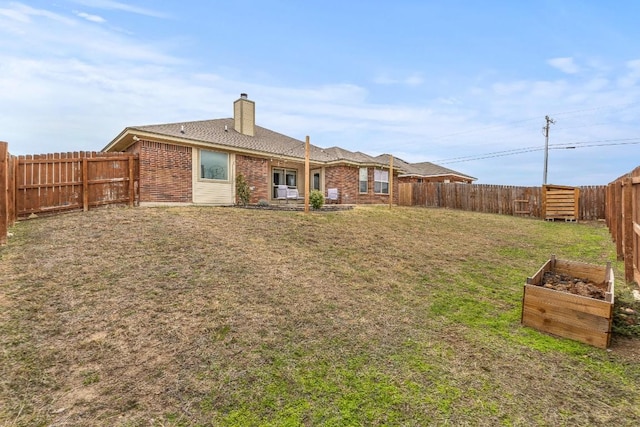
398,182,606,221
1,142,139,245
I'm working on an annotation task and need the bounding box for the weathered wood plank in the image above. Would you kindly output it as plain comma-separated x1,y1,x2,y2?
523,284,612,318
522,300,610,349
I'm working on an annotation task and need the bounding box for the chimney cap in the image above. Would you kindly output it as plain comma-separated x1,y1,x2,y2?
240,93,248,99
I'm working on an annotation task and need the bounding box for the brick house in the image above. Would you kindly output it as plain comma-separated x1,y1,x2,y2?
378,155,476,184
102,94,475,205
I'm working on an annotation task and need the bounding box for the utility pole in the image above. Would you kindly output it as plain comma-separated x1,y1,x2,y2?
543,115,555,185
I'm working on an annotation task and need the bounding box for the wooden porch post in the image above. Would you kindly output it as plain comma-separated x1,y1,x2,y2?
304,136,310,213
389,155,394,209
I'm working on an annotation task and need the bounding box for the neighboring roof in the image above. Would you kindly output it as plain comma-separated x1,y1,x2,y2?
375,154,477,181
103,115,475,179
322,147,382,165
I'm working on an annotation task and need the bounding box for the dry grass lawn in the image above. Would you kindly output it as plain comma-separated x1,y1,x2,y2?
1,205,639,426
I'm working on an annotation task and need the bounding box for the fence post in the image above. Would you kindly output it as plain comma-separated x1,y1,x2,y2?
82,157,89,211
614,180,623,259
622,177,634,282
1,141,8,245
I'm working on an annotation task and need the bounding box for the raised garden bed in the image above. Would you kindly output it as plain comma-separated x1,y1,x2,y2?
521,255,614,349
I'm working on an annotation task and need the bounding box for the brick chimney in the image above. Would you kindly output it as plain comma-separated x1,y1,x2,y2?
233,93,255,136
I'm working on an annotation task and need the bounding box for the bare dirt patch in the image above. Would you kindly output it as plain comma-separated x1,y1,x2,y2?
540,271,608,299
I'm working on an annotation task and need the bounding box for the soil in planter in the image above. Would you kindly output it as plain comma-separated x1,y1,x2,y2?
540,271,607,300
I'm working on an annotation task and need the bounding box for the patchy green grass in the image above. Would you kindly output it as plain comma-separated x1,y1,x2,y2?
0,206,639,426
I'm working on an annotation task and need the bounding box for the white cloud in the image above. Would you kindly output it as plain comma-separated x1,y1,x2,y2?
75,11,106,23
548,57,580,74
0,3,75,25
436,97,460,105
618,59,640,88
0,3,180,65
70,0,168,19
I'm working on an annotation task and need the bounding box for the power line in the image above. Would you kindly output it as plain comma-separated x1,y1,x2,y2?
428,101,640,145
435,138,640,164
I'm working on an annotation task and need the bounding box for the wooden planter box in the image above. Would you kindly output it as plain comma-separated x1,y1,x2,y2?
521,255,614,349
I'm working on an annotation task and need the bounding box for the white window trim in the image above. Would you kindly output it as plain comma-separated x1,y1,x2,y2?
359,167,368,194
199,149,230,182
374,168,389,194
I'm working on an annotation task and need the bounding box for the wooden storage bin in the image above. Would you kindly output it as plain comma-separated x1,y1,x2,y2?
521,255,614,349
542,184,579,221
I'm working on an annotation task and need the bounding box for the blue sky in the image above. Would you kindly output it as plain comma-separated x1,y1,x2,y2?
1,0,639,186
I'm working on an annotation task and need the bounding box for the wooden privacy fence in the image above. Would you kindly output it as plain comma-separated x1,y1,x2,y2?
398,182,606,221
1,141,139,245
606,166,640,283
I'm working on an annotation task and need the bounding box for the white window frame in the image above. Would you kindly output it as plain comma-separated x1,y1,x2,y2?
374,168,389,194
359,167,368,193
199,149,229,181
272,168,298,198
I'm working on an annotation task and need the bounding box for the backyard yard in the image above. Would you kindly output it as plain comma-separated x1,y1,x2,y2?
1,205,639,426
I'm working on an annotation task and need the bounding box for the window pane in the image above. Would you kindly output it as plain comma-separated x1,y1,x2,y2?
359,167,368,180
200,150,228,180
374,168,388,193
273,169,284,185
359,167,368,193
286,171,296,187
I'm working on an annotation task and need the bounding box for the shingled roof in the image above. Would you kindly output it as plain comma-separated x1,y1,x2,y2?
375,154,476,181
103,94,475,180
104,118,340,163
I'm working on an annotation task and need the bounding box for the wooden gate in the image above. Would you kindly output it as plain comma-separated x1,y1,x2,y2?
15,151,139,218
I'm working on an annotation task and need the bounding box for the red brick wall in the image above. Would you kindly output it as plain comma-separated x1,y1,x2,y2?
236,155,269,203
127,140,192,202
325,166,399,204
325,166,357,204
